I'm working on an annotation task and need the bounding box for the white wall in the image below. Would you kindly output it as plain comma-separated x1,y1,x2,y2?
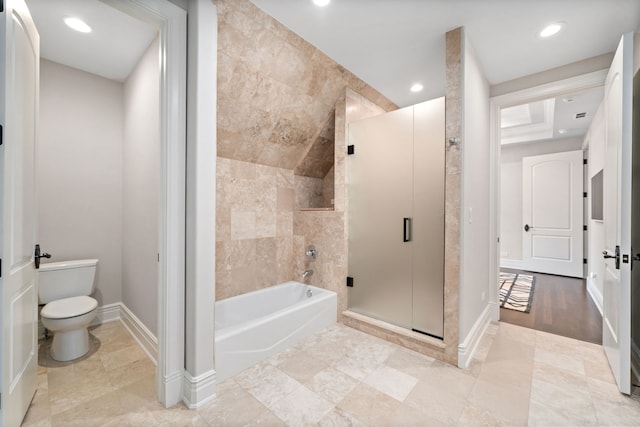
586,104,605,312
490,53,613,97
38,59,123,306
459,37,491,349
122,36,160,336
500,138,584,264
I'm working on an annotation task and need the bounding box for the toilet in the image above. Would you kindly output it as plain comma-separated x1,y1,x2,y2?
38,259,99,362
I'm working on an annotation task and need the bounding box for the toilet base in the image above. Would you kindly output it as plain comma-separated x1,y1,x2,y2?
50,327,90,362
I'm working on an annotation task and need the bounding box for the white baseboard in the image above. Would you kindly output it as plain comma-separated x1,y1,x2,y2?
182,370,217,409
93,302,121,325
159,370,184,409
631,340,640,386
458,304,491,369
500,259,525,270
119,303,158,365
488,300,500,322
586,276,603,316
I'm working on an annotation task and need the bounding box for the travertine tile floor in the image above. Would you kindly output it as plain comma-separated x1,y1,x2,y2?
22,320,640,426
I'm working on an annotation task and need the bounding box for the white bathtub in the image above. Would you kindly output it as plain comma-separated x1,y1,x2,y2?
215,281,337,382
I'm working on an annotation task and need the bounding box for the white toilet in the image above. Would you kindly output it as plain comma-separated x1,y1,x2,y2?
38,259,99,362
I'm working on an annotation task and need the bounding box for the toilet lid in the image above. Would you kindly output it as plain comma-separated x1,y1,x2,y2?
41,296,98,319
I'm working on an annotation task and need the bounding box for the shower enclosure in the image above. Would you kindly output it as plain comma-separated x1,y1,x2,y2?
347,97,445,338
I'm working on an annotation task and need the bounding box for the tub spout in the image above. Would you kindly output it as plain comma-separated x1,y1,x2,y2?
302,269,313,279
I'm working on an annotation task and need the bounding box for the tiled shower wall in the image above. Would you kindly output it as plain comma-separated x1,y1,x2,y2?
216,158,295,300
215,0,396,300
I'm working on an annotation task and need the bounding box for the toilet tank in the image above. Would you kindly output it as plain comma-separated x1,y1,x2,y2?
38,259,98,304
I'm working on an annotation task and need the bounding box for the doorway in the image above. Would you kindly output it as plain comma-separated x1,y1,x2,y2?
489,71,608,345
15,0,187,414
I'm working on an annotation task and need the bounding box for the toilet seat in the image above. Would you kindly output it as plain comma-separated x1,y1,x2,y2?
41,296,98,319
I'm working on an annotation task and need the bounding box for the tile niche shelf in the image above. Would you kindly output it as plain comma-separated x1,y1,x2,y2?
298,207,335,212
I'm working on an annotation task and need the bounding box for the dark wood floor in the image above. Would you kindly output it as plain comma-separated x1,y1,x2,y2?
500,268,602,345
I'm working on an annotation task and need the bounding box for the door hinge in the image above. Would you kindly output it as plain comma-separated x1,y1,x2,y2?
0,1,4,13
584,258,588,264
0,124,3,146
583,225,588,231
346,276,354,287
583,192,588,198
583,158,588,165
347,145,355,155
0,258,2,277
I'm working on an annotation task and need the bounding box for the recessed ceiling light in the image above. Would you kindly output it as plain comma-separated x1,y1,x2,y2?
410,83,423,93
313,0,330,6
539,22,564,38
64,17,92,33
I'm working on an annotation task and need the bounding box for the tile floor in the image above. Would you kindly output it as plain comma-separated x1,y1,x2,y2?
22,320,640,426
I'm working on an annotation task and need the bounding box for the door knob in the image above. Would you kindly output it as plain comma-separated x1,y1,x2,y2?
524,224,530,232
34,244,52,269
603,245,621,269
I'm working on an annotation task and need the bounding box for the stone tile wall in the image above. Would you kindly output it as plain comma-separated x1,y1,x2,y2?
216,0,396,300
215,158,295,300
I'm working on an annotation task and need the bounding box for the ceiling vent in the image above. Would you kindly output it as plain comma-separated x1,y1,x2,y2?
575,112,587,119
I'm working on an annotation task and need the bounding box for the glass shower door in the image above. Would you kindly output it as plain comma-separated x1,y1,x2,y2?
347,106,414,329
347,97,445,338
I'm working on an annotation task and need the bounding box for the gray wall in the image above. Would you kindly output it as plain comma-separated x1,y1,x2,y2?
38,59,124,307
39,38,160,337
460,36,491,343
122,36,160,336
500,138,583,264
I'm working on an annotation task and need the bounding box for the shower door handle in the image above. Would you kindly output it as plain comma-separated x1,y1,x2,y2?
403,218,412,242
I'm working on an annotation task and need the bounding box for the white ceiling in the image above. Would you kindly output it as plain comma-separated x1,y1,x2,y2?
501,86,604,145
25,0,156,82
24,0,638,109
250,0,639,107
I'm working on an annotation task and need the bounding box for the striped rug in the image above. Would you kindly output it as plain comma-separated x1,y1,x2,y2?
499,272,536,313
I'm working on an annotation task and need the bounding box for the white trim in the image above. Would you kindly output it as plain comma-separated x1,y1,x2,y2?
488,69,608,323
93,302,121,325
101,0,187,408
184,0,217,408
488,301,500,323
631,339,640,386
458,304,491,369
499,259,526,271
120,303,158,365
182,370,217,409
586,275,604,316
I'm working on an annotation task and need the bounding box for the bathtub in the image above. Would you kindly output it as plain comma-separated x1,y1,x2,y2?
215,281,337,382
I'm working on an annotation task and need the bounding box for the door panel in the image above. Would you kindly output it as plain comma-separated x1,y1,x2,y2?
348,106,414,328
348,99,445,337
412,98,445,337
602,33,633,395
1,1,39,425
522,150,583,277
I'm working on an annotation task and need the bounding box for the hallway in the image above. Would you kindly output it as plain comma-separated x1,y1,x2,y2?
500,268,602,344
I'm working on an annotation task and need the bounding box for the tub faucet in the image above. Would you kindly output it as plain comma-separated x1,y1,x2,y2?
302,269,314,279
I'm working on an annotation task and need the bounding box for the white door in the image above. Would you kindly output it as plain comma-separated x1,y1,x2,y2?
602,33,633,395
0,0,39,425
522,150,584,277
